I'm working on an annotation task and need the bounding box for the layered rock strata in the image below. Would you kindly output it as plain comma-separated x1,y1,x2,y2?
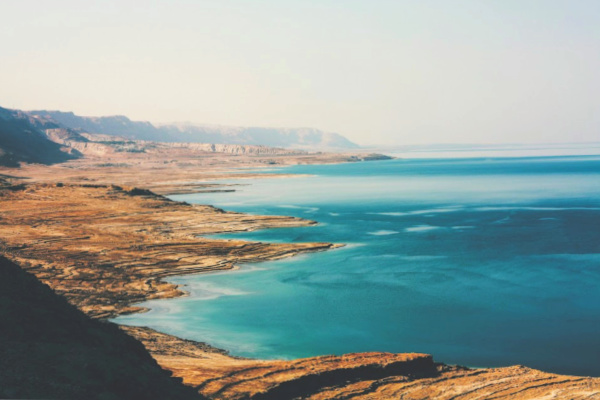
125,327,600,400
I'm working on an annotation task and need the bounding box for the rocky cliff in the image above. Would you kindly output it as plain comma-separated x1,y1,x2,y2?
42,128,310,157
28,110,359,149
127,326,600,400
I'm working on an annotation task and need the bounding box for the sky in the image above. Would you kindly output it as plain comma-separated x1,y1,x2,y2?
1,0,599,146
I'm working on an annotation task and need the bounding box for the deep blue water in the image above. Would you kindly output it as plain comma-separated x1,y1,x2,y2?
115,156,600,377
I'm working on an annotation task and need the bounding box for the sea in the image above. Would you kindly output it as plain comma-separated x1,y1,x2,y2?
115,146,600,377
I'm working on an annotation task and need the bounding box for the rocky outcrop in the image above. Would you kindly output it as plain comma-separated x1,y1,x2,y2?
122,327,434,400
155,141,305,155
44,129,119,156
124,327,600,400
42,127,89,143
304,365,600,400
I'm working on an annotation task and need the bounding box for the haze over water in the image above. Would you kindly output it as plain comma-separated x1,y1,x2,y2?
116,153,600,377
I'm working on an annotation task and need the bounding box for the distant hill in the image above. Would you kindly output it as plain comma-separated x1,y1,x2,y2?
28,110,359,149
0,256,204,400
0,107,78,167
159,123,359,149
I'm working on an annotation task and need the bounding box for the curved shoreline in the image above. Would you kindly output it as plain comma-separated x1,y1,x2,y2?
2,157,599,398
113,243,350,359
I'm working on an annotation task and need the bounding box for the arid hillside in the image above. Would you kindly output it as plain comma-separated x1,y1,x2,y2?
0,255,204,400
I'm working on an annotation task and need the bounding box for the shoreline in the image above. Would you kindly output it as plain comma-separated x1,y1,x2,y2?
112,167,600,379
2,154,599,398
0,180,339,318
113,243,350,358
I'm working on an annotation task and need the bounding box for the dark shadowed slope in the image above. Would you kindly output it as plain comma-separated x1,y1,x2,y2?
28,110,359,149
0,107,78,167
0,255,205,400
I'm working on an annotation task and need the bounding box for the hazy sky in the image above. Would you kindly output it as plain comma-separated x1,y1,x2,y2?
2,1,599,145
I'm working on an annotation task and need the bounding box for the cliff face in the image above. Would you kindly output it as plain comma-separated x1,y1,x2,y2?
41,126,328,157
153,141,306,155
0,107,79,166
0,255,204,400
28,110,359,149
158,124,359,149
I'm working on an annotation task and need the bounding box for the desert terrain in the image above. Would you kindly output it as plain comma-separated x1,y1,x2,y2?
1,116,599,399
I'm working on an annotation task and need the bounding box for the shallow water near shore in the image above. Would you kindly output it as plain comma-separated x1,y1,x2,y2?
115,155,600,377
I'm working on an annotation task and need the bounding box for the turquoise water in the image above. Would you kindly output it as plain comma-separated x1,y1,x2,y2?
115,156,600,377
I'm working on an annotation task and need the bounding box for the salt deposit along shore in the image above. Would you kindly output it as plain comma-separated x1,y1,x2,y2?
1,150,599,399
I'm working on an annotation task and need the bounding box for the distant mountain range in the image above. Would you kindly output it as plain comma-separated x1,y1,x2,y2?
0,106,359,166
0,107,78,166
28,110,359,149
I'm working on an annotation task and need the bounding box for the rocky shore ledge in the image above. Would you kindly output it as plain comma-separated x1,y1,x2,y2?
0,182,337,318
1,169,599,398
